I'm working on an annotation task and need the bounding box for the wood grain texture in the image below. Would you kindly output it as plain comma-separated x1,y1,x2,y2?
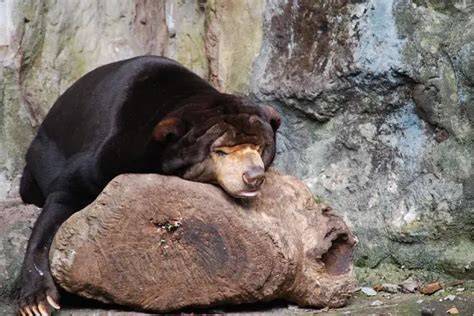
50,171,356,312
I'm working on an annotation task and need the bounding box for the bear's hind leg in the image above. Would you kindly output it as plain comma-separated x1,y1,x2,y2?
20,166,45,207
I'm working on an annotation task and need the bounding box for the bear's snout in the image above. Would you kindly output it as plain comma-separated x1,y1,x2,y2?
242,167,265,190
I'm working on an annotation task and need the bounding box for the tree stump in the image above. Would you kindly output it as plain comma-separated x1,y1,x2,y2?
50,171,356,312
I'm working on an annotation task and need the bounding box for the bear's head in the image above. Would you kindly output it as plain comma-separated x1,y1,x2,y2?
152,94,280,199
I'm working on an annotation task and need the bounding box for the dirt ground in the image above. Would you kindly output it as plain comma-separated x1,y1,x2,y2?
2,283,473,316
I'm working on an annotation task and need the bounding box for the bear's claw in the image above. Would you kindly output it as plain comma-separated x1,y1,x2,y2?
46,296,60,310
18,288,60,316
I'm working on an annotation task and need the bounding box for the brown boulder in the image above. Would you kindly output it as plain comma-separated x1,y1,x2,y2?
50,171,356,312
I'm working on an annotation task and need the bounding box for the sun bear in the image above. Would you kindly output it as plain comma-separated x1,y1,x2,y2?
17,56,280,316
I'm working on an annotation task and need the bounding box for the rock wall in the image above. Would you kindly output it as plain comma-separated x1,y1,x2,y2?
257,0,473,279
0,0,473,302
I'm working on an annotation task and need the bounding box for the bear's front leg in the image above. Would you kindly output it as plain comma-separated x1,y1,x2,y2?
18,191,90,316
18,256,59,316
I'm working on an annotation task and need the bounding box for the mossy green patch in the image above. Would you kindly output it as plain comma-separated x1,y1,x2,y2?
355,262,456,286
436,239,474,279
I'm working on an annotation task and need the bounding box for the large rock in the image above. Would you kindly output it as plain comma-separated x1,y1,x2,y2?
0,200,39,304
205,0,265,93
49,172,356,312
251,0,474,279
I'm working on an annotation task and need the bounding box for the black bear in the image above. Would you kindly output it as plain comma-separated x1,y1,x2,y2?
17,56,280,316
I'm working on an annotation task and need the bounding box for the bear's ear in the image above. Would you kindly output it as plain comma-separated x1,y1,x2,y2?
152,117,185,142
264,105,281,132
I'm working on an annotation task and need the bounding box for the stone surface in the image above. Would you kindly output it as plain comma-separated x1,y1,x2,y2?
164,0,208,78
0,200,39,305
1,0,473,308
251,0,473,279
50,172,356,312
205,0,265,93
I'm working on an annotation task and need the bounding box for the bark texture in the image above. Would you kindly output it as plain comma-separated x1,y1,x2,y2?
49,171,356,312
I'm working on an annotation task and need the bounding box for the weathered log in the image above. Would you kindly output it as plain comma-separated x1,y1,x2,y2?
50,171,356,312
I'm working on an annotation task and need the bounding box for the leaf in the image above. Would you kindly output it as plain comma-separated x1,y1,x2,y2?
419,281,443,295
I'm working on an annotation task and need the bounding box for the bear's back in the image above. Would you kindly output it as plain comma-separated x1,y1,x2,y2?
25,56,217,195
37,56,212,158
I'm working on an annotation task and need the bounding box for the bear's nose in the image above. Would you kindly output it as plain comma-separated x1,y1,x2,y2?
242,167,265,190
